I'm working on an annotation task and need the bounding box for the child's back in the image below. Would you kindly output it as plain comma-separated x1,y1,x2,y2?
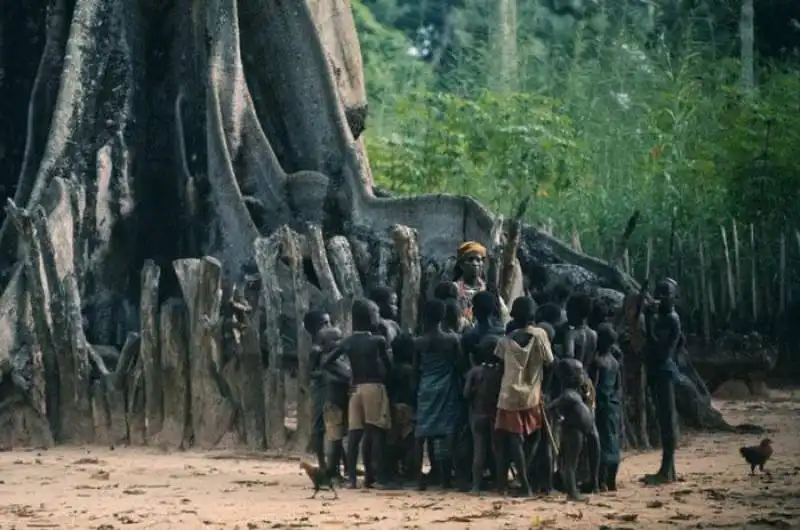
465,362,502,420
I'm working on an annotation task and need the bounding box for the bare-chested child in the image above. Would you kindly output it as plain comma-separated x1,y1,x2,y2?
323,299,393,489
369,286,401,344
306,310,333,468
564,293,598,366
463,336,503,494
589,323,622,491
317,327,349,481
547,383,600,501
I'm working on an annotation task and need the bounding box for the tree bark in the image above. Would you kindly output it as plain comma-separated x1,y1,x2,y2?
739,0,755,96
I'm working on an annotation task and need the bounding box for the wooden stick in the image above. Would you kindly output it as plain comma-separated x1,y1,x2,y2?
571,227,582,252
779,231,786,314
698,235,711,341
499,197,531,304
720,225,736,313
732,221,742,314
623,249,631,275
750,223,758,322
485,215,505,294
645,236,652,280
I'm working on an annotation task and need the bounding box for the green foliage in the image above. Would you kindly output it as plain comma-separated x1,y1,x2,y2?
351,0,433,108
355,0,800,296
367,90,579,209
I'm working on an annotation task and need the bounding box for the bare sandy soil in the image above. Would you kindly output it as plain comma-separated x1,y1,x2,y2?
1,393,798,530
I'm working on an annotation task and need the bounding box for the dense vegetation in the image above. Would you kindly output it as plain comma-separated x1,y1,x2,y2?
353,0,800,336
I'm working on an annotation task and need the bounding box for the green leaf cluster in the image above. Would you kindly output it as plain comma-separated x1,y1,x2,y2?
354,0,800,284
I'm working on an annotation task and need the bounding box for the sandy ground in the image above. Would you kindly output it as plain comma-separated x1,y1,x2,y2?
1,394,799,530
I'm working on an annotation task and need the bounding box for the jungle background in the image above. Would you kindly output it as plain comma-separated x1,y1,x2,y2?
353,0,800,351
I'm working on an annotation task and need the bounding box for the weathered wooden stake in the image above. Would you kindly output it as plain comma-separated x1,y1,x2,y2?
158,298,190,449
285,228,312,452
327,236,363,334
485,215,504,294
645,237,652,280
139,260,163,440
392,224,422,333
499,197,530,305
174,256,233,449
255,229,287,449
307,224,342,318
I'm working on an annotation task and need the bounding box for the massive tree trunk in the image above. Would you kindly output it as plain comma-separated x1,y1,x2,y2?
0,0,734,450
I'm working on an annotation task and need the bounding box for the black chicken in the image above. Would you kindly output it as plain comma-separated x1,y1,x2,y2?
739,438,773,475
300,461,338,499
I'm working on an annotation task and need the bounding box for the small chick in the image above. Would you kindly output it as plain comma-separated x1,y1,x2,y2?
300,461,338,499
739,438,773,475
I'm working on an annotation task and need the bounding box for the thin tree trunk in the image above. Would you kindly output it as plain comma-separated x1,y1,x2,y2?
739,0,755,95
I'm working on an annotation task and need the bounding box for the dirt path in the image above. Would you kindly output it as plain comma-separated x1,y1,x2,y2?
1,395,798,530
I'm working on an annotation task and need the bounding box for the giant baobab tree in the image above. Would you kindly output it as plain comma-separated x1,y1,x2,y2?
0,0,740,450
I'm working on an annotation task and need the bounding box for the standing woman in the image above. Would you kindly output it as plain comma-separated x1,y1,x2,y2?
413,299,465,490
453,241,488,324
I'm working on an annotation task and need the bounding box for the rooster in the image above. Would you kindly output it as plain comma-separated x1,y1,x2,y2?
739,438,773,475
300,461,338,499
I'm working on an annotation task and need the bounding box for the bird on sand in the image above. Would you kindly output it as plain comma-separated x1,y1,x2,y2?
300,461,338,499
739,438,773,475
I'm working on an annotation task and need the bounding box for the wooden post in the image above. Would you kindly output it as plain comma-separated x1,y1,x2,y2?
327,236,364,334
254,229,288,449
392,224,422,333
173,256,233,449
779,232,786,314
698,236,711,341
623,249,631,275
720,225,736,313
237,280,267,450
158,298,190,449
645,236,652,280
139,260,163,440
499,197,530,305
750,223,758,322
307,224,342,319
285,228,312,452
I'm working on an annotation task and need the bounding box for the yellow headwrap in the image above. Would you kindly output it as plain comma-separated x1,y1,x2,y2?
457,241,487,259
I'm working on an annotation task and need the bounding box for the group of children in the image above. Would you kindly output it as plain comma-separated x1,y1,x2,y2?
304,270,626,500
